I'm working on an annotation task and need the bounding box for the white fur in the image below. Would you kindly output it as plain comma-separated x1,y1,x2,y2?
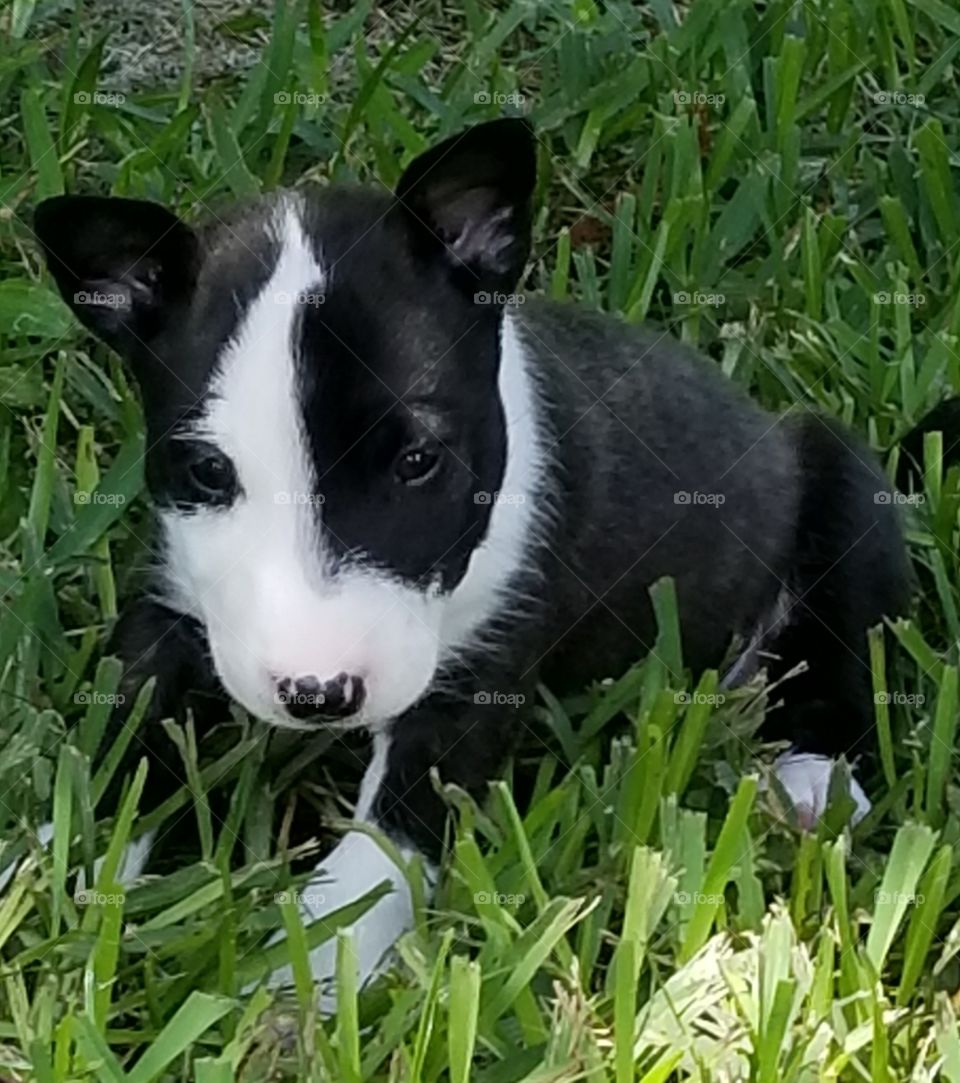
772,752,871,829
438,311,549,659
117,830,155,882
268,830,418,1014
0,824,153,894
160,210,547,729
76,828,155,891
264,734,430,1014
0,822,54,893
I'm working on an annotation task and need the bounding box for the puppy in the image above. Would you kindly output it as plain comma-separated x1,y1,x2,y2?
35,118,928,1006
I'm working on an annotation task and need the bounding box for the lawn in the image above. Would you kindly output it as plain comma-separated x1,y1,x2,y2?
2,0,960,1079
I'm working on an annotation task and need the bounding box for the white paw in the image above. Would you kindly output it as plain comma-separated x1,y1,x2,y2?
77,829,155,891
264,830,421,1015
0,822,54,893
0,823,153,895
772,752,871,830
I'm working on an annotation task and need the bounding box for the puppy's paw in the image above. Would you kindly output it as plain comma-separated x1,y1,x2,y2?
771,752,871,830
77,829,156,892
0,825,153,894
258,831,418,1015
0,822,54,893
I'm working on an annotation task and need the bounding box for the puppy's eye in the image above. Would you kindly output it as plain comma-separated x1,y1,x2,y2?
186,447,237,499
395,443,441,485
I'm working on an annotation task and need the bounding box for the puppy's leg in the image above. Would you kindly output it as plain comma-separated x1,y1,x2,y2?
0,597,222,894
760,416,912,827
104,596,225,813
266,687,521,1009
93,597,223,876
264,731,431,1013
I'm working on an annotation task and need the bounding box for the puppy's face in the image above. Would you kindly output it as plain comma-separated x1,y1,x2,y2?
38,120,536,728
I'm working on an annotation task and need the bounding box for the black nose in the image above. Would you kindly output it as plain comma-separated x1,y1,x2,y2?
275,672,365,721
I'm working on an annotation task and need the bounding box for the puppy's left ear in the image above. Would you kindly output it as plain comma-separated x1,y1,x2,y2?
395,118,536,295
34,195,199,362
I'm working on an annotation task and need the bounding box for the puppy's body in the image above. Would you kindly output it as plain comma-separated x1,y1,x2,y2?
516,297,800,683
518,300,910,745
36,119,916,1002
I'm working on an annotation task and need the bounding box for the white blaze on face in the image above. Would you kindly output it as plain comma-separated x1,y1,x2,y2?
160,200,444,727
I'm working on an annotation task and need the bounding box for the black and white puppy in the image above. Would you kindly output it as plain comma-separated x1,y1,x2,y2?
36,118,924,1004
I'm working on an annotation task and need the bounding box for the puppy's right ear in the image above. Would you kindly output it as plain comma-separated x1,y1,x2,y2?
394,118,535,296
34,195,199,359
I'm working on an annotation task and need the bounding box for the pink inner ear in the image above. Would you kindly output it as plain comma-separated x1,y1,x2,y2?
435,188,515,273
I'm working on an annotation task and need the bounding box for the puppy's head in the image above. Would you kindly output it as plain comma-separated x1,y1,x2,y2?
37,119,537,728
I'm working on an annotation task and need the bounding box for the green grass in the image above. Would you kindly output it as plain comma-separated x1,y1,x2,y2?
2,0,960,1078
